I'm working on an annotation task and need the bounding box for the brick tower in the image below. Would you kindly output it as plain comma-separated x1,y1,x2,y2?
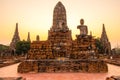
48,1,72,58
10,23,20,50
27,32,31,42
100,24,111,55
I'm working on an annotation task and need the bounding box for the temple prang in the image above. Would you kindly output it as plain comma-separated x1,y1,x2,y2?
27,32,31,42
52,1,68,29
48,1,72,58
100,24,111,55
10,23,20,51
18,2,108,73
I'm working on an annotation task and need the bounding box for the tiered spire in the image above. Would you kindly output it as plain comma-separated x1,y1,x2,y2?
27,32,31,42
36,35,40,41
10,23,20,50
100,24,111,54
101,24,108,42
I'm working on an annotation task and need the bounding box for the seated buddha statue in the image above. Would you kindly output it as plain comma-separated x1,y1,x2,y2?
77,19,88,36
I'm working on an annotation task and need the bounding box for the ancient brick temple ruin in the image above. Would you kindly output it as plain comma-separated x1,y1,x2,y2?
18,1,108,73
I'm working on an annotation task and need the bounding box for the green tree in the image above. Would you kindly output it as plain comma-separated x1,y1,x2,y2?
16,41,30,55
95,38,103,53
113,48,120,55
0,44,9,52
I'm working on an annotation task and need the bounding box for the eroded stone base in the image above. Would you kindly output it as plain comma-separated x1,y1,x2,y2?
18,59,108,73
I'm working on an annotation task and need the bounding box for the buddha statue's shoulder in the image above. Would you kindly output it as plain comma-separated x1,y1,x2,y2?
77,25,87,28
77,25,81,29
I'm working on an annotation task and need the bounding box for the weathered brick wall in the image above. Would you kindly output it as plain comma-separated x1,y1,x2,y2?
18,60,108,73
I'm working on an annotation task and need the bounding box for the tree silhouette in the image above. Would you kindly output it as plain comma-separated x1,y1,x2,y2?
16,41,30,55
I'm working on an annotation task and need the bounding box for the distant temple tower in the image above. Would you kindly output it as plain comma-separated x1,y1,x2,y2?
27,32,31,42
36,35,40,41
10,23,20,50
100,24,111,55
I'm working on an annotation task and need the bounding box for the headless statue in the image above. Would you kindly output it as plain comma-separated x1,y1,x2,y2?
77,19,88,36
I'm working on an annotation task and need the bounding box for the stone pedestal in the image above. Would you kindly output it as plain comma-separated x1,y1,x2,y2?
18,59,108,73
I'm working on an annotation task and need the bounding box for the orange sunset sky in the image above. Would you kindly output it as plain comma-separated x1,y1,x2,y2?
0,0,120,48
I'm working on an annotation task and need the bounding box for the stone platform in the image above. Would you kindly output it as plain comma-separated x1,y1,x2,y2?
18,59,108,73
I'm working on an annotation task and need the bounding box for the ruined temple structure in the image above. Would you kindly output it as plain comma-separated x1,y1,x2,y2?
100,24,111,55
18,1,108,73
10,23,20,51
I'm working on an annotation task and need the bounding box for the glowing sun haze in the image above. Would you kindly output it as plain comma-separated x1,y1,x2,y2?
0,0,120,48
